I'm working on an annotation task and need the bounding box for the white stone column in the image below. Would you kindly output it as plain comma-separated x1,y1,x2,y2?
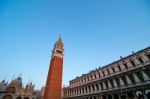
134,59,141,66
114,66,120,72
93,75,95,80
84,86,86,93
69,90,71,96
113,79,118,87
78,88,80,94
76,89,78,95
108,80,112,88
90,85,93,92
119,63,126,70
70,90,72,96
141,71,150,81
109,68,114,74
98,83,102,91
102,82,107,90
87,86,90,93
67,91,69,96
94,84,97,91
74,89,76,96
133,73,141,83
86,78,88,82
104,70,108,76
119,77,125,86
125,75,132,85
71,90,73,96
100,72,104,77
96,73,99,79
68,91,70,96
81,88,83,94
67,90,69,96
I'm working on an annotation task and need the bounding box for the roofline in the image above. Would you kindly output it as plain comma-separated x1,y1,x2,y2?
69,46,150,82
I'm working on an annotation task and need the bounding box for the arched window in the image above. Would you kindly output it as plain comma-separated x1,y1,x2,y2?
7,86,16,93
107,69,110,75
16,96,22,99
112,67,115,73
123,63,128,69
3,94,13,99
138,57,145,64
24,97,30,99
130,60,136,67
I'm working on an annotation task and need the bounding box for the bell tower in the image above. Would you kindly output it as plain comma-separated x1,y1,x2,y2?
43,36,64,99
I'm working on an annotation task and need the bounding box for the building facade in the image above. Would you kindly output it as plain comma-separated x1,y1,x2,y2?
0,76,40,99
43,36,64,99
63,47,150,99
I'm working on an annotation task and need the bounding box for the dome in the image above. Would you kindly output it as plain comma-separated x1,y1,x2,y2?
10,77,22,87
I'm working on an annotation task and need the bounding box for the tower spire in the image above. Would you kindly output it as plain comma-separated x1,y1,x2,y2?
52,36,64,58
55,35,63,48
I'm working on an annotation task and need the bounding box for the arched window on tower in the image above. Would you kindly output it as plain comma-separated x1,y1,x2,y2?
56,50,62,54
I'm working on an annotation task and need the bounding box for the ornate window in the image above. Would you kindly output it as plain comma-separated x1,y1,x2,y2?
130,60,136,67
7,86,16,93
123,63,128,69
3,94,13,99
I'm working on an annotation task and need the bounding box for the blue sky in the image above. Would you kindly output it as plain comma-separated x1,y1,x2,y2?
0,0,150,90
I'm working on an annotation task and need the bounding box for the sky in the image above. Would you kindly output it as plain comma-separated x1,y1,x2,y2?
0,0,150,90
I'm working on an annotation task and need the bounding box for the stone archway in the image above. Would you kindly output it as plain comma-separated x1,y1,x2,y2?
145,90,150,99
136,91,144,99
7,85,16,93
24,97,29,99
102,95,106,99
108,94,113,99
3,94,13,99
121,94,126,99
113,94,119,99
16,96,22,99
127,92,135,99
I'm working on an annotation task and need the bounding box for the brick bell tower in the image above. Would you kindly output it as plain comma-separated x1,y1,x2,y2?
43,36,64,99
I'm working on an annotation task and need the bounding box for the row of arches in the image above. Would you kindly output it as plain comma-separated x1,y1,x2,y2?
64,69,150,97
69,90,150,99
2,94,31,99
